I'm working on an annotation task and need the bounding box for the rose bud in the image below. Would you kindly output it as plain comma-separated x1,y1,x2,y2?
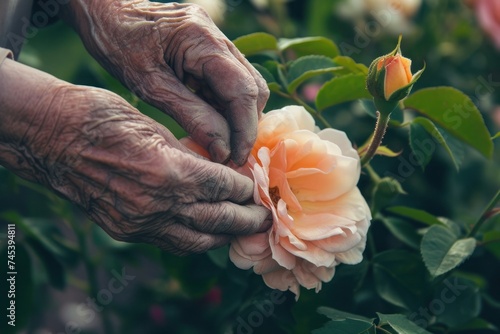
366,36,425,115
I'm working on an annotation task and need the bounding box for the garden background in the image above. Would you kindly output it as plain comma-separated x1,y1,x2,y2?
1,0,499,333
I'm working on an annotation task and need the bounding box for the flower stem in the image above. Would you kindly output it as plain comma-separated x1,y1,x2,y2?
360,111,391,167
468,189,500,237
365,163,381,183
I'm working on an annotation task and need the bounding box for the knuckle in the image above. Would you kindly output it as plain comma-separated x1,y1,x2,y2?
186,3,211,20
238,74,259,99
203,168,234,201
213,205,237,232
259,79,271,100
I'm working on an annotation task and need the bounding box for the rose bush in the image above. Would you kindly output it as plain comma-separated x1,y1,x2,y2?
228,106,371,298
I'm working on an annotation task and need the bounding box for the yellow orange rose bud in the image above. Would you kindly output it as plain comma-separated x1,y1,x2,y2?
366,36,424,115
378,55,413,100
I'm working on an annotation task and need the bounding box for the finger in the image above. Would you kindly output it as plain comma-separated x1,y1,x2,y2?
226,41,270,117
190,157,257,203
202,57,259,165
136,67,232,164
151,223,231,255
179,202,272,235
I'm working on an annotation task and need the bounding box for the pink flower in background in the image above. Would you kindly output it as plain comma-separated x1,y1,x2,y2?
468,0,500,49
229,106,371,299
149,304,166,326
301,83,322,102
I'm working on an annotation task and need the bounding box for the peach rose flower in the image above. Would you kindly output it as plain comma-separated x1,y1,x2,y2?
228,106,371,299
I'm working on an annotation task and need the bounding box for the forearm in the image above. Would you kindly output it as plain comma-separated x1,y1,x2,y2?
0,58,69,183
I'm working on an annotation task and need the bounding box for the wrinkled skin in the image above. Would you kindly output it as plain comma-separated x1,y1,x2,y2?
0,3,271,254
61,0,269,165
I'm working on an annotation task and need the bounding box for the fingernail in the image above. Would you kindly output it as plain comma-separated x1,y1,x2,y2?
232,146,249,166
209,139,231,164
257,212,273,232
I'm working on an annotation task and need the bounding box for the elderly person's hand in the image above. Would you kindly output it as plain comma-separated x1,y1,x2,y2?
0,59,270,255
60,0,269,165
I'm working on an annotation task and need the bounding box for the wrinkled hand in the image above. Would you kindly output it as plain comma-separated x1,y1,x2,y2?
0,62,270,254
64,0,269,165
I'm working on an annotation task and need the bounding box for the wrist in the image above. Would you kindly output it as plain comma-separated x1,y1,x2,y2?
0,58,73,181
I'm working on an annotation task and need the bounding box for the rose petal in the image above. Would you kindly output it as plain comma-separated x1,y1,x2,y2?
384,56,411,99
292,261,323,291
311,231,362,253
279,237,337,268
229,246,256,270
317,128,360,162
300,188,372,222
303,261,336,282
253,256,282,275
287,155,360,201
289,212,357,240
233,233,271,256
269,231,297,270
262,269,301,299
335,241,366,265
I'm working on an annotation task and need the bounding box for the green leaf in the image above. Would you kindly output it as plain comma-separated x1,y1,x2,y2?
1,214,79,265
373,250,429,310
22,218,79,265
371,177,406,214
450,318,498,332
386,206,444,226
26,237,66,289
409,122,434,170
286,55,342,93
257,61,286,93
312,319,375,334
279,36,339,58
403,87,493,158
261,60,280,78
434,278,481,328
333,56,369,75
374,146,401,157
377,313,432,334
252,63,276,83
483,231,500,259
317,307,374,323
316,74,371,111
420,225,476,277
379,216,422,250
233,32,278,56
437,217,462,237
492,131,500,140
252,63,283,93
412,117,465,170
